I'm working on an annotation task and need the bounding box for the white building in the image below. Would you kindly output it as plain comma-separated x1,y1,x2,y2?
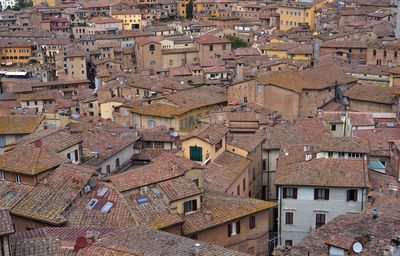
0,0,17,10
275,140,370,246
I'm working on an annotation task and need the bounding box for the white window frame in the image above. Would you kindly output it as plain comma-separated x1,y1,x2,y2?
0,171,4,181
15,174,21,184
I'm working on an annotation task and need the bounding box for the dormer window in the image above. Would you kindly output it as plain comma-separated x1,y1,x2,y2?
183,199,197,213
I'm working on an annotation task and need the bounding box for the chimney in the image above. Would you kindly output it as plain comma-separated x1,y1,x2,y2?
194,243,200,256
373,208,378,219
170,205,178,215
34,139,42,147
205,211,212,222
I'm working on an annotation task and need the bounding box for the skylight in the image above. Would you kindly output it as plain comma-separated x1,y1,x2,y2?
97,188,108,197
101,202,113,213
136,196,149,205
2,191,18,201
87,198,98,208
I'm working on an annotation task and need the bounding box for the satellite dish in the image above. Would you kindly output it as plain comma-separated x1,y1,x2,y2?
353,242,362,254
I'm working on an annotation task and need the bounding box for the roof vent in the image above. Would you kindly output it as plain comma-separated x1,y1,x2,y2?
194,243,201,256
372,208,378,219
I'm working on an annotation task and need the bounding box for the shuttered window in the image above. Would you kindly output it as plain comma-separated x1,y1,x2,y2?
190,146,202,162
316,214,326,229
347,189,358,201
314,188,329,200
285,212,293,225
283,187,297,199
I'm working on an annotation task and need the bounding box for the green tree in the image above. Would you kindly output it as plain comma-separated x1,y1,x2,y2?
228,36,248,49
186,0,193,20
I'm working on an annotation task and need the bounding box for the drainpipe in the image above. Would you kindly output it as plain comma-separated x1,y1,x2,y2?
278,186,282,246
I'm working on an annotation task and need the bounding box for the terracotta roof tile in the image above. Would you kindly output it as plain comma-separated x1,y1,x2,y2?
0,115,44,135
0,208,13,236
344,83,397,105
227,134,264,152
109,161,183,192
11,164,94,225
275,147,368,188
159,176,202,201
0,144,66,175
316,137,370,153
77,224,249,255
183,192,276,234
204,151,251,193
66,182,134,227
182,123,229,145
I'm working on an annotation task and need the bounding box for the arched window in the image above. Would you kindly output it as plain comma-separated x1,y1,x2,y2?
149,44,155,51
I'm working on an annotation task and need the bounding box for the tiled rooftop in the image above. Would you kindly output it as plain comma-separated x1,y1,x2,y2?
182,123,229,145
11,164,94,225
78,224,249,255
0,115,44,135
0,144,66,175
183,192,276,234
0,208,14,236
159,176,202,201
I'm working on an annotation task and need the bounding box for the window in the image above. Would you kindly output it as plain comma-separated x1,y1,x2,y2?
331,124,336,131
249,215,256,229
243,97,247,103
305,12,309,17
0,171,4,180
285,212,293,225
155,142,164,149
222,44,226,50
283,187,297,199
87,198,98,208
228,221,240,237
209,45,213,51
328,152,333,158
0,136,5,147
89,103,93,108
338,152,345,158
106,165,111,173
190,146,202,161
192,178,199,186
134,117,138,125
15,174,21,184
189,117,195,126
252,168,255,181
315,213,326,229
347,189,358,201
384,50,387,57
149,44,155,51
285,240,293,246
243,178,246,191
148,120,156,128
101,202,113,213
314,188,329,200
184,199,197,213
237,184,240,195
116,158,120,168
257,83,262,93
395,51,398,58
349,153,361,158
215,139,223,152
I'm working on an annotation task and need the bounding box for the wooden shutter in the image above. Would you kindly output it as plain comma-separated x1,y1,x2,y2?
314,189,318,200
74,150,78,162
354,189,358,201
325,189,329,200
236,221,241,234
228,223,232,237
347,190,351,201
293,188,297,199
192,200,197,211
283,188,287,199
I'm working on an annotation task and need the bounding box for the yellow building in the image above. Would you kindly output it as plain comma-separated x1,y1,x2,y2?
32,0,61,6
257,42,312,65
111,9,141,30
278,0,329,31
178,0,191,18
0,42,33,67
181,123,228,163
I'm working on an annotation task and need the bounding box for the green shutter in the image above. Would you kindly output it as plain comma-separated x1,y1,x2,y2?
190,146,202,161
